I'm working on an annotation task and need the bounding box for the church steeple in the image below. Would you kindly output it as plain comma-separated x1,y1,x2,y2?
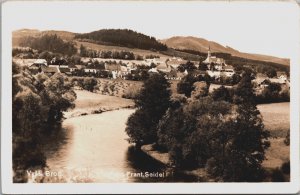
207,45,211,58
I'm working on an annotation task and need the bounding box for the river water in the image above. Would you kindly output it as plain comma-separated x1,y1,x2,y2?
41,109,200,183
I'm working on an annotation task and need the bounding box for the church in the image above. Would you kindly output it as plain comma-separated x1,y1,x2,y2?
203,46,235,77
202,46,226,71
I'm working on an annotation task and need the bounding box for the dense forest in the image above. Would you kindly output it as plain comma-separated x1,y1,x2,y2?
74,29,167,51
19,34,77,56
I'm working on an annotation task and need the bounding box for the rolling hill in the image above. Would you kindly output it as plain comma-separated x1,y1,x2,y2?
12,29,75,46
160,36,289,66
12,29,289,66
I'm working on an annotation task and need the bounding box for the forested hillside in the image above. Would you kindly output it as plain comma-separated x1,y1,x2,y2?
74,29,167,51
19,34,77,56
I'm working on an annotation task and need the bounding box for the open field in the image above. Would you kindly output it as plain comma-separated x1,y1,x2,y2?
258,102,290,134
64,90,135,118
75,41,170,59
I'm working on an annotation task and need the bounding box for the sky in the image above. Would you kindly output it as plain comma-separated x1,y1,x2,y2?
2,1,299,59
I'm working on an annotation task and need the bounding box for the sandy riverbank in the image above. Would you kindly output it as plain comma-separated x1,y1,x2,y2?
64,90,135,118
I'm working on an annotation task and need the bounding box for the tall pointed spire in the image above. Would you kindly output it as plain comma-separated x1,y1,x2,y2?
207,45,211,58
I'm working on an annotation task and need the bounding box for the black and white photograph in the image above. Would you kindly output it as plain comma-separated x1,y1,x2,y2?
1,0,300,194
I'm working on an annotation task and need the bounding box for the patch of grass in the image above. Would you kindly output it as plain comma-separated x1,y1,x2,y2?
262,138,290,169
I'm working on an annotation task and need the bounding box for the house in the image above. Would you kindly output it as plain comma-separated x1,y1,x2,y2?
105,63,122,78
156,64,171,73
49,64,69,68
254,77,288,90
188,70,207,78
120,65,129,76
207,70,221,78
148,68,159,73
166,57,187,69
84,68,98,74
276,71,288,81
41,66,59,76
165,69,178,80
59,67,71,75
75,65,86,70
29,59,47,69
223,65,235,77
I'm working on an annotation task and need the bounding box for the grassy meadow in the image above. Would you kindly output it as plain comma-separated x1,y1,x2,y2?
258,102,290,169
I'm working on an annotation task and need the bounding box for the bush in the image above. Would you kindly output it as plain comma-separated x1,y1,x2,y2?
83,77,98,92
122,84,141,99
284,131,290,146
271,168,285,182
281,161,290,175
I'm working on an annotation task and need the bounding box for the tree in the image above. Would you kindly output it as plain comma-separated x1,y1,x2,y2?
157,97,232,168
191,81,208,100
126,74,171,145
211,85,232,102
20,34,77,56
199,62,208,71
79,44,87,57
12,66,76,182
266,68,277,78
177,61,197,72
233,72,256,104
82,77,98,92
177,74,197,97
207,72,270,181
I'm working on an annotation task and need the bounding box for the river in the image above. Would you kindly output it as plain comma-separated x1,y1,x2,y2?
41,109,200,183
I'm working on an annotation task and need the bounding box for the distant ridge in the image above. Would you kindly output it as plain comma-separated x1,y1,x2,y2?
160,36,289,66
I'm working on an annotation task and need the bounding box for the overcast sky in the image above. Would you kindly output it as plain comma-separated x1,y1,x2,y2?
2,1,299,59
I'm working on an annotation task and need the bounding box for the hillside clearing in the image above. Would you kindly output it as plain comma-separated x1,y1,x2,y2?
75,41,170,59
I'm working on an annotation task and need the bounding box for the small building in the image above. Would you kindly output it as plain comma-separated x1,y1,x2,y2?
84,68,97,73
41,66,59,76
68,64,78,72
49,64,69,68
59,67,71,75
75,65,86,70
29,59,47,70
223,65,235,77
166,57,187,70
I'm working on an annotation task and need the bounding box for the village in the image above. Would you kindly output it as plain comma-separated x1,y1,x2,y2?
13,46,290,94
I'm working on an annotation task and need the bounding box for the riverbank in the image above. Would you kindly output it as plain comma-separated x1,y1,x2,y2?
64,90,135,118
141,144,212,181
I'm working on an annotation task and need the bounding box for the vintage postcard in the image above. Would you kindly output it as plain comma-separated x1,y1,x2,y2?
1,0,299,194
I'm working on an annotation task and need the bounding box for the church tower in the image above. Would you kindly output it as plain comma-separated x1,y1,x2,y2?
207,45,211,59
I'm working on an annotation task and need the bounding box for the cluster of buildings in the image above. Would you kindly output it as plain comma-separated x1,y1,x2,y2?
23,56,191,80
18,48,236,80
15,47,289,87
253,72,290,92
